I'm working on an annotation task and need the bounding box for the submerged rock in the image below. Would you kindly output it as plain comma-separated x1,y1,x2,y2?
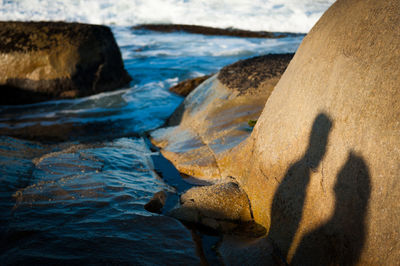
169,75,212,97
144,190,167,214
0,21,131,105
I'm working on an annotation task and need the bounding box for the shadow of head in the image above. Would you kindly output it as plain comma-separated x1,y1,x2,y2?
305,113,333,169
333,151,371,227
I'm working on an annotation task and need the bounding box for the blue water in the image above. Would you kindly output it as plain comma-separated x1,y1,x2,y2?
0,28,304,264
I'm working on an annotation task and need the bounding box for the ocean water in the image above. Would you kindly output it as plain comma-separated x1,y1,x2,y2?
0,0,334,264
0,0,335,33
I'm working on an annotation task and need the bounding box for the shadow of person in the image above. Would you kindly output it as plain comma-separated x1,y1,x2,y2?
266,113,333,262
291,152,371,265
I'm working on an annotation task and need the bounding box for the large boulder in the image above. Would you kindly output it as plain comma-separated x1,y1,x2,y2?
0,21,131,104
225,0,400,264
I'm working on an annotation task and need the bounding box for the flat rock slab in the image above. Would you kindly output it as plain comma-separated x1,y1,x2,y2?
0,21,131,104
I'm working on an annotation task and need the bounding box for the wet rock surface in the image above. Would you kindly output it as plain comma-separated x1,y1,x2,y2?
0,21,131,105
0,137,201,265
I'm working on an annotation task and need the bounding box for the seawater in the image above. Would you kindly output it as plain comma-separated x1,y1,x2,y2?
0,0,334,264
1,0,335,33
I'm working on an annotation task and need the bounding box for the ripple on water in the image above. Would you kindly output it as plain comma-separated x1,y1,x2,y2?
0,137,199,264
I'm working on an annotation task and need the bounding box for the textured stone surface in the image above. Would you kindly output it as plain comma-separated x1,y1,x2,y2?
0,21,131,104
225,0,400,264
169,180,253,232
218,53,293,96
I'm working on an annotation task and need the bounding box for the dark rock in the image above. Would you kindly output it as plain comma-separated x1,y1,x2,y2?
133,24,283,38
0,21,132,105
144,191,167,214
218,53,293,95
169,75,212,97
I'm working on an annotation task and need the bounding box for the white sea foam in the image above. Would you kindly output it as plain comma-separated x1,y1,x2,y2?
0,0,335,33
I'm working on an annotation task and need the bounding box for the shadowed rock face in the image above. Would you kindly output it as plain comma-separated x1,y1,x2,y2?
0,21,132,104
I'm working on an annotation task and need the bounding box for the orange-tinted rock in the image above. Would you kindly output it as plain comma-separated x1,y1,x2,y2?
169,180,253,232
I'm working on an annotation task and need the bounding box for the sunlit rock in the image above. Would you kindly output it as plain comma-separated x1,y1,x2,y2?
0,21,131,104
169,179,253,232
